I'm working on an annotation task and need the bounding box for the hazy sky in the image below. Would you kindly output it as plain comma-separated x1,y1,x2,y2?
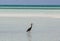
0,0,60,5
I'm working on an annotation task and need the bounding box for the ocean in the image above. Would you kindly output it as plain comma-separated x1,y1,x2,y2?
0,9,60,41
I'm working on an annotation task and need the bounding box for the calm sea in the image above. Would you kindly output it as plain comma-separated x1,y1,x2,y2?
0,9,60,41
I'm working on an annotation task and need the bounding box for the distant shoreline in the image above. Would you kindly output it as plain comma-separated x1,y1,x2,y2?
0,5,60,9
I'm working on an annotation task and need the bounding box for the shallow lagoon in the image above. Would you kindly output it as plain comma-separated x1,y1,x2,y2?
0,9,60,41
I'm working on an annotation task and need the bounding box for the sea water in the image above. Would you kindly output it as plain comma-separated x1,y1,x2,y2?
0,9,60,41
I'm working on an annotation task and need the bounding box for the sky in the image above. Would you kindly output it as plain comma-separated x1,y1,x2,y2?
0,0,60,5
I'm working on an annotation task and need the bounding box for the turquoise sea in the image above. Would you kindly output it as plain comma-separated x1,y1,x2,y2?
0,5,60,9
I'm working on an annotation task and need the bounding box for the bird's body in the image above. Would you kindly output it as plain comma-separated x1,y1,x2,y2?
26,23,33,32
26,27,32,32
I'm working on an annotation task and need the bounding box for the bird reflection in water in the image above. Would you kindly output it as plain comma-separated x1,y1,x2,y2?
26,23,33,41
27,32,32,41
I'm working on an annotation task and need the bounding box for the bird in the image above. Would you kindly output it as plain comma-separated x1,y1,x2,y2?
26,23,33,32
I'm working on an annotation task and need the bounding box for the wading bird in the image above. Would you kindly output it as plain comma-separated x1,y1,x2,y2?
26,23,33,32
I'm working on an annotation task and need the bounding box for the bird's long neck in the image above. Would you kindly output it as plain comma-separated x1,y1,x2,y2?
31,24,32,28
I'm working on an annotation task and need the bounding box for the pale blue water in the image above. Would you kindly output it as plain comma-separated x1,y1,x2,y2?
0,17,60,41
0,9,60,41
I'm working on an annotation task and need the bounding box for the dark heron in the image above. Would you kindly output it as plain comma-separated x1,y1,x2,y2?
26,23,33,32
